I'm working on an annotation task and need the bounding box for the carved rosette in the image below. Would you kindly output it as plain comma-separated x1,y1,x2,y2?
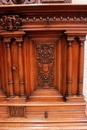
37,44,54,88
0,15,22,31
9,106,25,117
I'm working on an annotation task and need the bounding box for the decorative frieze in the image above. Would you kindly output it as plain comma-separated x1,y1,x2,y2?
0,14,87,31
37,44,54,88
1,0,35,4
1,0,71,4
24,15,87,22
41,0,71,3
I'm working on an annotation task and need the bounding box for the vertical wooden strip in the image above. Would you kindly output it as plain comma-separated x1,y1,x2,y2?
56,39,61,92
27,38,31,96
54,43,57,89
7,43,14,97
4,42,9,96
34,43,37,90
1,42,5,92
67,41,72,96
29,40,35,94
11,40,19,95
72,40,79,95
18,42,25,97
23,37,28,96
61,36,67,96
78,41,84,96
0,40,2,90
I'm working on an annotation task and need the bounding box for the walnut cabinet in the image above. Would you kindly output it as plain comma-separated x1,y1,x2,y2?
0,4,87,130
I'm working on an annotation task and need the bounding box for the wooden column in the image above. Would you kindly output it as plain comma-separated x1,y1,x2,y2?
66,37,73,97
78,38,85,96
18,42,25,97
6,42,14,97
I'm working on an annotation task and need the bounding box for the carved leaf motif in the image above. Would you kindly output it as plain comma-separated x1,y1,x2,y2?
37,44,54,88
0,15,22,31
1,0,36,4
9,106,25,117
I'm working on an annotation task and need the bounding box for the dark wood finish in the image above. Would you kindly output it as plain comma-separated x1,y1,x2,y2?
0,4,87,130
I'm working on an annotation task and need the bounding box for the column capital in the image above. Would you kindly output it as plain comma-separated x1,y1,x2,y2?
1,31,25,43
67,36,75,42
78,36,86,42
3,36,24,43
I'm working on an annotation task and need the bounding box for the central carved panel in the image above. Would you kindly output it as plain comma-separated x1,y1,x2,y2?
37,44,54,88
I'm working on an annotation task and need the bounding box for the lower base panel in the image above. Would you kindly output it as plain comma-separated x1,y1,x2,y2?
0,101,87,130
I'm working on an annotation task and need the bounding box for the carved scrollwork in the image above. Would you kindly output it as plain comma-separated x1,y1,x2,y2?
37,44,54,88
9,106,25,117
1,0,36,4
0,15,22,31
41,0,71,3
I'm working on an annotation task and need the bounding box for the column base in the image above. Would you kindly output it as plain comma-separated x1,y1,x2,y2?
66,95,85,102
8,94,15,98
7,96,26,103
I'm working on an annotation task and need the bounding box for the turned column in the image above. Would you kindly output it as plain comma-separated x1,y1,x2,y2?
18,42,25,97
6,42,14,97
78,38,85,96
66,37,73,96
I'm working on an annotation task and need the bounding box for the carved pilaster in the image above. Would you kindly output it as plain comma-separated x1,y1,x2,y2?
18,41,25,97
5,39,14,98
66,36,74,97
78,36,85,96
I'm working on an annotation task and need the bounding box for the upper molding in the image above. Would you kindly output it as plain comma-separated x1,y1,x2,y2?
0,4,87,14
1,0,71,5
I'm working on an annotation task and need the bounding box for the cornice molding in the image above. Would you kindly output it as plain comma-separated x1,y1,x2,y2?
0,5,87,14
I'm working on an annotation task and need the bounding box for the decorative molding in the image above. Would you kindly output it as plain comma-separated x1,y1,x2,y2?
9,106,25,117
79,36,86,42
1,0,36,4
3,36,23,43
0,15,22,31
24,15,87,22
41,0,71,3
67,36,74,42
37,44,54,88
0,14,86,31
44,17,51,28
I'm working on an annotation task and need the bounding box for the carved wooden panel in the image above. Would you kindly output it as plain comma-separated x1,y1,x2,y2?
9,106,25,117
37,44,54,88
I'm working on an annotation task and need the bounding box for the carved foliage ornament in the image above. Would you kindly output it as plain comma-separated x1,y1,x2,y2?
0,15,22,31
1,0,36,4
9,106,25,117
37,44,54,88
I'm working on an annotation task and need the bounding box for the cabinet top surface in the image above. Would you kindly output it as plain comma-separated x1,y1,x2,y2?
0,4,87,14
